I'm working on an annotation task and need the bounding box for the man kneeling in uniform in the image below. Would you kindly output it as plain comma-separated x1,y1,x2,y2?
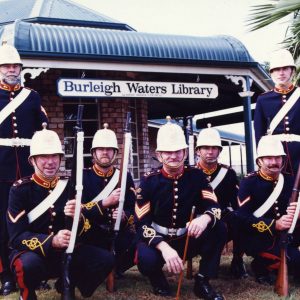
135,118,226,300
236,135,300,285
195,125,247,279
7,125,114,300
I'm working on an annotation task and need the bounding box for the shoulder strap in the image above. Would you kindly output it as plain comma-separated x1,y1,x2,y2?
0,88,31,125
27,179,69,223
91,169,120,203
269,87,300,134
210,167,228,190
253,174,284,217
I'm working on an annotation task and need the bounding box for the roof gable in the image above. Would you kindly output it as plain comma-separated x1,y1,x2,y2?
0,0,133,30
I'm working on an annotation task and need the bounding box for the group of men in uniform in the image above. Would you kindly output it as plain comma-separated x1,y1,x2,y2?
0,42,300,300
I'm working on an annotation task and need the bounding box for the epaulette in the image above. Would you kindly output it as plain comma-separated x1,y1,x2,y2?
13,176,32,187
23,86,34,92
260,90,272,95
144,168,161,178
244,171,257,178
219,163,230,169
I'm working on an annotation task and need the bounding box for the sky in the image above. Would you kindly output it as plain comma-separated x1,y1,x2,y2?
73,0,290,64
71,0,290,147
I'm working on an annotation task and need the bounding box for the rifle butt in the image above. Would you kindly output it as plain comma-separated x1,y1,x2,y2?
274,248,288,297
186,259,193,279
106,271,115,292
61,253,75,300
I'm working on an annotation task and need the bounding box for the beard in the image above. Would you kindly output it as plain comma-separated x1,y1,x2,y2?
1,74,21,86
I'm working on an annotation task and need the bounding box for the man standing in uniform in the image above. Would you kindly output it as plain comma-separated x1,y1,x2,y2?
7,126,114,300
236,135,300,285
254,49,299,175
80,124,136,275
195,125,247,279
135,118,226,300
0,44,47,295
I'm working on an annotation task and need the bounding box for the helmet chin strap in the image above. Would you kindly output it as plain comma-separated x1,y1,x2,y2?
93,150,117,168
258,158,285,174
32,157,59,181
199,152,218,165
158,149,187,169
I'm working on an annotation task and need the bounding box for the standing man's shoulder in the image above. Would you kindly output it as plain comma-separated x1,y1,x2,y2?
11,176,33,193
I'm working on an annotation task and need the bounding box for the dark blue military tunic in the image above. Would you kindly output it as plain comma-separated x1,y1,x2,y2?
0,82,47,284
254,85,300,175
80,165,136,272
6,173,114,300
197,163,239,211
0,83,47,181
236,171,295,255
135,166,226,279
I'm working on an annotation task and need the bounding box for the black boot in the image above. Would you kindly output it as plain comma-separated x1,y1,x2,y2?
149,271,171,297
0,281,17,296
230,256,248,279
251,258,275,286
194,273,224,300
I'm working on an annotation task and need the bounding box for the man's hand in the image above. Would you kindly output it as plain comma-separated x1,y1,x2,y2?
275,214,294,231
64,199,79,218
156,241,184,274
187,214,211,238
52,230,71,248
112,208,126,220
102,188,121,208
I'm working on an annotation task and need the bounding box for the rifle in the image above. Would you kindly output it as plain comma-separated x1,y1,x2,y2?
62,105,84,300
106,112,132,292
176,206,195,300
275,163,300,296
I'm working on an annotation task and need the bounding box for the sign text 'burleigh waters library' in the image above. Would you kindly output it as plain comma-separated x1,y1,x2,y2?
57,79,218,99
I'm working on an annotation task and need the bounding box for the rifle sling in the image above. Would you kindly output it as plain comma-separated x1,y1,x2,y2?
91,169,120,203
27,179,68,223
253,173,284,218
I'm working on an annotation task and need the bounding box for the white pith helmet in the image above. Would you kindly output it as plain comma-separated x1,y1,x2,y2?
269,49,296,72
156,116,188,152
0,44,22,66
256,135,286,163
196,124,223,150
29,123,64,161
91,123,118,153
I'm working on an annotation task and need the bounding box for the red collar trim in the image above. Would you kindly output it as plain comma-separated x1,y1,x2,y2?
161,167,184,180
258,170,278,182
32,173,59,188
197,162,218,175
93,164,114,177
0,82,21,92
274,84,294,94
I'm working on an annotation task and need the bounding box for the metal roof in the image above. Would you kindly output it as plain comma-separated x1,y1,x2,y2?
148,119,245,144
1,20,257,66
0,0,133,30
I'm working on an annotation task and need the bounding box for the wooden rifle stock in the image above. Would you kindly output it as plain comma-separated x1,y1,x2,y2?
106,112,132,293
176,206,195,300
274,163,300,296
62,105,84,300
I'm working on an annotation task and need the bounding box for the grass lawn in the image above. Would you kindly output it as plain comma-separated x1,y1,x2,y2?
3,254,300,300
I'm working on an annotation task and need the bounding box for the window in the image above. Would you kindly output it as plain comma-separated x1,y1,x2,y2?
129,100,140,180
64,99,99,170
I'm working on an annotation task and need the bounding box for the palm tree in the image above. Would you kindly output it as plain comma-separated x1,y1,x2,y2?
247,0,300,61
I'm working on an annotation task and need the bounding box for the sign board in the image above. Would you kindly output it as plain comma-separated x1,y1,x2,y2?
57,78,218,99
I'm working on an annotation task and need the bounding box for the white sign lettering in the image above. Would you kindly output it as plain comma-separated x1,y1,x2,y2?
57,79,218,99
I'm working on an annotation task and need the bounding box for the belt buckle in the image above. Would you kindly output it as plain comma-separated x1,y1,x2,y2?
168,228,177,237
11,138,21,147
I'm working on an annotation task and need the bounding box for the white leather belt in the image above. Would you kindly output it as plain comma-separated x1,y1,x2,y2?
152,222,187,237
272,134,300,143
0,138,31,147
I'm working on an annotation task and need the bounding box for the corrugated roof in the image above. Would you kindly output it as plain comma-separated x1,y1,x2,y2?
3,20,255,65
0,0,132,30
